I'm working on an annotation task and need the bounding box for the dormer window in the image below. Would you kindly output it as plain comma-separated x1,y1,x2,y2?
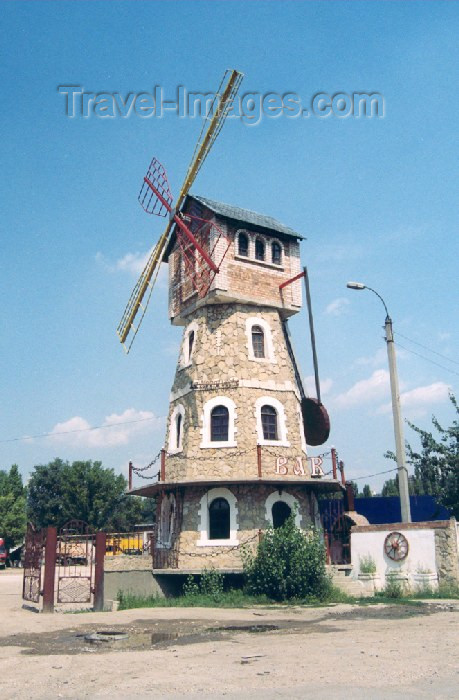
272,241,282,265
255,238,265,261
238,232,249,257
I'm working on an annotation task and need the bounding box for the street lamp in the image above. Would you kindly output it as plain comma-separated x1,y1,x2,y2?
347,282,412,523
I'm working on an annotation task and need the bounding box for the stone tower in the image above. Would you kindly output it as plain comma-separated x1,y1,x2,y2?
132,195,341,572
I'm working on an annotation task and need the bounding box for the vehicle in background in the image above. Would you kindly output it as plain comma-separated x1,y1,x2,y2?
0,538,8,569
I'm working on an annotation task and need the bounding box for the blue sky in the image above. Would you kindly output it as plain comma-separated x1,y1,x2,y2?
1,1,457,491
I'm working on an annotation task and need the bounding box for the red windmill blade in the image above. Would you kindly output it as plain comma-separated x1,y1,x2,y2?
139,158,231,298
138,157,173,216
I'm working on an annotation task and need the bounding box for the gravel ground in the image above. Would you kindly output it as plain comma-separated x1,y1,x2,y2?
1,570,458,699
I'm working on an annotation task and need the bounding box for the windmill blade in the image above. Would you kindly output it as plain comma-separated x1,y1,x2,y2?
176,69,243,207
117,68,243,352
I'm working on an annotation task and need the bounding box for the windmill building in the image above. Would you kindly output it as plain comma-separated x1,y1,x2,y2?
129,194,343,573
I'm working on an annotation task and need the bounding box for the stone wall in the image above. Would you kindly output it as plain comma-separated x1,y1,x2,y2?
435,519,459,584
164,483,319,571
164,303,308,482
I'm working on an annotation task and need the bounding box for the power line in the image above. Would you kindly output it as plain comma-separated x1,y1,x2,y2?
395,331,458,366
0,416,163,444
395,341,459,378
352,467,398,481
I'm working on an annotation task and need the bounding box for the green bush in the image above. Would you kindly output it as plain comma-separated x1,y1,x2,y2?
182,567,224,602
359,555,377,574
243,514,331,601
383,573,403,599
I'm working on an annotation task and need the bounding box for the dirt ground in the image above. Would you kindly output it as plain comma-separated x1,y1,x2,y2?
1,570,458,699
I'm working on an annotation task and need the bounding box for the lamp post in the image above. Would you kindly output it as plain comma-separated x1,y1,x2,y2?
347,282,412,523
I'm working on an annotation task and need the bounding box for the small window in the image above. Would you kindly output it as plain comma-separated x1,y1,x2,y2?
272,501,291,529
210,405,229,442
188,330,195,360
261,405,278,440
272,242,282,265
209,498,230,539
251,325,265,358
238,232,249,257
176,413,182,449
255,238,265,261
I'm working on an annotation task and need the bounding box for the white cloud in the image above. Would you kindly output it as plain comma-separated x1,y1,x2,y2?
304,375,333,398
95,249,152,276
114,251,151,275
48,408,163,449
325,297,350,316
378,381,450,417
334,369,390,408
355,347,387,367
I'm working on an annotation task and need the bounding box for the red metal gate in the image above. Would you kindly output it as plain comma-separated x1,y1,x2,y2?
56,520,95,604
22,523,45,603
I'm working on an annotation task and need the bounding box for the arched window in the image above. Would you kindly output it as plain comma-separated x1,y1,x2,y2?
255,238,265,261
251,325,265,358
261,405,278,441
272,501,291,529
176,413,182,449
210,405,229,442
238,232,249,257
209,497,230,540
168,404,185,453
188,330,195,359
272,242,282,265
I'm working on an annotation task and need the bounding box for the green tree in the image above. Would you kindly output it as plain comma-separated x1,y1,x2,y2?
362,484,373,498
27,459,148,531
406,393,459,517
382,393,459,516
0,465,27,549
243,514,331,601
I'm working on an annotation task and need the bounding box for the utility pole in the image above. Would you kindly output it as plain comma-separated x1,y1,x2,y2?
347,282,412,523
384,314,411,523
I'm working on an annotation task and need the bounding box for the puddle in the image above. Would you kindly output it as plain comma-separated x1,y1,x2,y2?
215,624,278,633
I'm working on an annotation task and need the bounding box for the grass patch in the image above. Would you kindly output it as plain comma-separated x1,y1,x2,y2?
118,590,271,610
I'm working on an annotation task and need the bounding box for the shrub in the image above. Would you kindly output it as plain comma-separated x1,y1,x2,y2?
359,555,377,575
243,514,331,601
182,567,224,602
383,572,403,599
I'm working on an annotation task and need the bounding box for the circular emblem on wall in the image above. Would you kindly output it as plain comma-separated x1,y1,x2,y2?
384,531,409,561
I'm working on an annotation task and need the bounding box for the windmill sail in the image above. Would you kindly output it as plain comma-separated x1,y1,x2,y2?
117,69,243,352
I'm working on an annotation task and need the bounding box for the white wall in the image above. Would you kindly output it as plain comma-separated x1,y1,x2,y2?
351,528,438,588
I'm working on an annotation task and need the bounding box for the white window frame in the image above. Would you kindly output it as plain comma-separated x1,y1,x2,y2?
168,403,185,454
265,490,301,528
246,317,276,363
200,396,237,449
255,396,289,446
180,320,199,369
197,487,239,547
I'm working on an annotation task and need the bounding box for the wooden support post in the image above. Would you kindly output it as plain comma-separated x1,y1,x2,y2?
128,461,133,491
339,460,346,486
160,449,166,481
42,526,57,613
344,481,355,512
93,532,106,612
331,448,337,480
257,444,262,477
